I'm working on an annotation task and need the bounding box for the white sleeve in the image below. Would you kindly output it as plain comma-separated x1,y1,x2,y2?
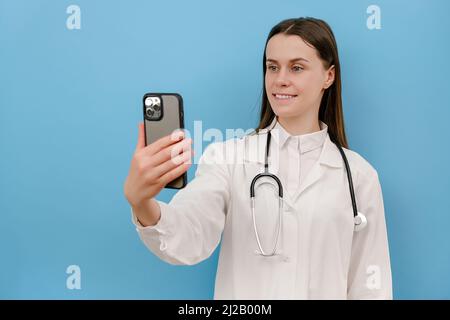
130,141,230,266
347,169,393,299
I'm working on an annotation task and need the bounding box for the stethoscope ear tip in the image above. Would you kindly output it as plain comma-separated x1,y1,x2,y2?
354,212,368,232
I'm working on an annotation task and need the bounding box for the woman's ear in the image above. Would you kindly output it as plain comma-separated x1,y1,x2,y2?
323,65,335,89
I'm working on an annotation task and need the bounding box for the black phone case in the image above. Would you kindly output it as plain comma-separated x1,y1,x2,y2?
143,92,187,189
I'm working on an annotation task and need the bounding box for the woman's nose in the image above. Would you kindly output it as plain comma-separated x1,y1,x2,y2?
274,69,291,87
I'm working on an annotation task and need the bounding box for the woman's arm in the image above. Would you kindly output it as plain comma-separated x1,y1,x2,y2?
347,169,393,299
131,141,231,266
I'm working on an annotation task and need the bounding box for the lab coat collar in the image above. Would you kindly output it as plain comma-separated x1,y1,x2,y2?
244,117,343,169
243,121,343,207
272,119,328,154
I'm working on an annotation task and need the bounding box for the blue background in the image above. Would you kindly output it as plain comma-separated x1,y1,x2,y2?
1,0,449,299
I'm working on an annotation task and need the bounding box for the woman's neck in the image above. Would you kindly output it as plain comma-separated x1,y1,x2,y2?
277,115,321,136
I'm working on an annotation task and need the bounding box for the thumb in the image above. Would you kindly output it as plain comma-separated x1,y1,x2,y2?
135,122,146,152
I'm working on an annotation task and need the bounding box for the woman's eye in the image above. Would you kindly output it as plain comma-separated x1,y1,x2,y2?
266,65,302,72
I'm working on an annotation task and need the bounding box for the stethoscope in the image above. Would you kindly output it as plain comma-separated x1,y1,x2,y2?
250,129,368,257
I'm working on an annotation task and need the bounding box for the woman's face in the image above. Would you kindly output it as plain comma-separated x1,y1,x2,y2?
265,33,335,119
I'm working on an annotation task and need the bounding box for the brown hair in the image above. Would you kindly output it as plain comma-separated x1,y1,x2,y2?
256,17,349,148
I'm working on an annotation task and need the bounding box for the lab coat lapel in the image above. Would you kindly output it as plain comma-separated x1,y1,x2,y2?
242,117,277,166
290,133,343,203
267,143,299,208
243,132,267,166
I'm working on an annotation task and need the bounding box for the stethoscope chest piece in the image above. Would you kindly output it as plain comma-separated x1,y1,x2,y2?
354,212,368,232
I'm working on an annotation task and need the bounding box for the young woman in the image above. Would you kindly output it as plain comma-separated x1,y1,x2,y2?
124,17,392,300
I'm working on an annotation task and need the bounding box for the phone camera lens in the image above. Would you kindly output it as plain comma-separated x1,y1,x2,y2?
144,96,161,120
145,97,154,107
146,108,154,117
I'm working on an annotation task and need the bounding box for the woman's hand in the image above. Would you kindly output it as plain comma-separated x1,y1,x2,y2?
124,122,193,225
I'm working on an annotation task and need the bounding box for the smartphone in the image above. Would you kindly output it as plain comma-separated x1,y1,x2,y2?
143,92,187,189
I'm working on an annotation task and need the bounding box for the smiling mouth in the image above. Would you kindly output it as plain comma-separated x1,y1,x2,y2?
272,93,298,100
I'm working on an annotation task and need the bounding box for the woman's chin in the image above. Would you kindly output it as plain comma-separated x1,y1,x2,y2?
271,105,298,117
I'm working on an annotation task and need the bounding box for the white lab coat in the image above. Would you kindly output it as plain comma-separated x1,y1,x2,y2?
132,119,392,300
